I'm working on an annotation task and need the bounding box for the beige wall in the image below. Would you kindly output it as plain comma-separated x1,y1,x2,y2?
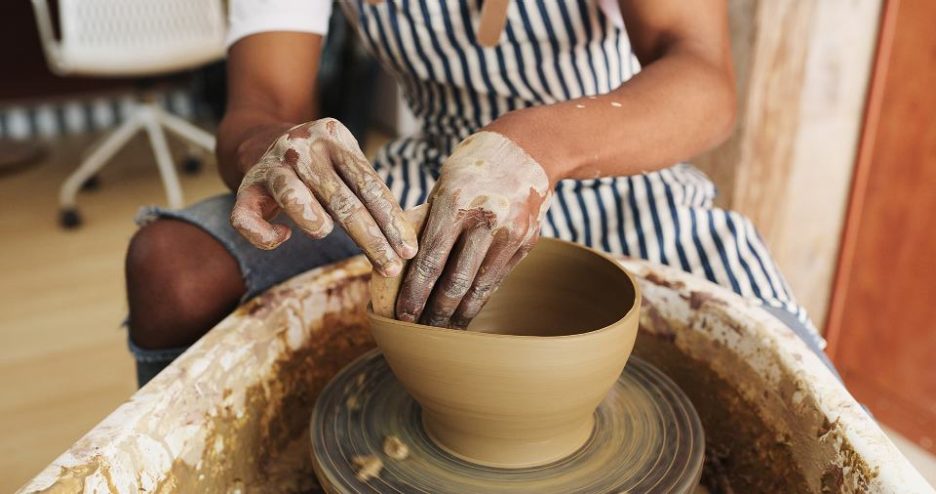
695,0,882,329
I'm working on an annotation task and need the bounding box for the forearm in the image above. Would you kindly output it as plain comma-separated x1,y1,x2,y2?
486,47,736,184
216,109,295,191
215,32,323,191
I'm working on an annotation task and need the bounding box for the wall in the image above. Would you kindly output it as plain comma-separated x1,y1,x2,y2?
695,0,882,329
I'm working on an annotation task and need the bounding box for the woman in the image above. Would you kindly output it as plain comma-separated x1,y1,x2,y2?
126,0,828,386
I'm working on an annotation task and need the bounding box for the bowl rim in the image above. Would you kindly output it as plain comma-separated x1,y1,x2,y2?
367,237,642,341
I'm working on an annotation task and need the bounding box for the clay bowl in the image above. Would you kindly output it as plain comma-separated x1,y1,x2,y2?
368,237,641,469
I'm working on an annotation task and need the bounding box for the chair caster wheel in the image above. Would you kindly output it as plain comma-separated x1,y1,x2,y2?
182,156,202,175
60,208,82,229
81,175,100,191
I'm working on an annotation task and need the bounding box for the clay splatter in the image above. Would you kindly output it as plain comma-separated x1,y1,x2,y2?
393,131,552,328
383,435,410,460
231,118,417,277
352,455,383,481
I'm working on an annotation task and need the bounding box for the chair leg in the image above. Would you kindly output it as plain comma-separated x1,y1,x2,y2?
181,146,203,175
59,115,144,209
155,108,216,151
141,109,185,209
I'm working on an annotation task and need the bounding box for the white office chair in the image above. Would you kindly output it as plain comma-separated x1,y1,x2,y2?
31,0,226,228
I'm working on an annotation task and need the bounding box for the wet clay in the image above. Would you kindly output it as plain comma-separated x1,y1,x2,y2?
369,205,429,319
368,238,641,468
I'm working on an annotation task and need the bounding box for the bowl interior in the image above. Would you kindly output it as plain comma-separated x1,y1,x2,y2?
465,239,636,337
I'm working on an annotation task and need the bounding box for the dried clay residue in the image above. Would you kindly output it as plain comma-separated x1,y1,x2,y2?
344,372,369,412
644,270,686,291
640,298,676,343
352,455,383,481
633,333,811,493
161,308,375,492
383,435,409,460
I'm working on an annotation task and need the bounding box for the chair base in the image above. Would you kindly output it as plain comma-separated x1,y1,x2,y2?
58,100,216,229
182,155,203,175
80,174,101,191
59,207,82,229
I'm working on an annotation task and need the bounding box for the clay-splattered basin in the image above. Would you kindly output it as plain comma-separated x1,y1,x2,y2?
367,238,641,468
18,256,935,492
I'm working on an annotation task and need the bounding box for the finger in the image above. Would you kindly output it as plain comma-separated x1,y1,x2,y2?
420,227,494,328
231,182,291,250
506,234,539,272
329,141,418,259
395,203,461,323
450,234,533,329
369,204,432,319
295,157,403,277
267,167,334,239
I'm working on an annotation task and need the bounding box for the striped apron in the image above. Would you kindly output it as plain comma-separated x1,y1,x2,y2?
340,0,820,342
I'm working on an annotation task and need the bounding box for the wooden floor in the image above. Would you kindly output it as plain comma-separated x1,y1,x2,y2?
0,131,933,491
0,132,228,490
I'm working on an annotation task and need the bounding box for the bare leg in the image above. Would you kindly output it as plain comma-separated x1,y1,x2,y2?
126,219,246,350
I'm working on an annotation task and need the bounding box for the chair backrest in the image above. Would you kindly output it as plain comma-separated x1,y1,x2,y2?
56,0,226,76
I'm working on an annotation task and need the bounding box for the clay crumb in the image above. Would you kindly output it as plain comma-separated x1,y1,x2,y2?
817,417,839,440
352,455,383,481
346,394,360,411
355,373,366,387
575,104,585,109
383,435,410,460
645,271,686,290
611,101,622,107
689,290,716,310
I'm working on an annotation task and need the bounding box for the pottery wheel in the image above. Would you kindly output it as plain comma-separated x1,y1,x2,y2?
310,349,704,494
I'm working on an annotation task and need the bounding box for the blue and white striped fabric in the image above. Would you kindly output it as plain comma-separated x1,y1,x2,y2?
335,0,817,341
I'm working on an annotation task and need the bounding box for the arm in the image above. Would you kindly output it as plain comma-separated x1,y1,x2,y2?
394,0,736,327
216,32,322,191
217,33,417,276
486,0,737,183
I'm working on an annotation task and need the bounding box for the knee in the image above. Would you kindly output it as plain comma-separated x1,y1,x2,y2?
126,220,243,349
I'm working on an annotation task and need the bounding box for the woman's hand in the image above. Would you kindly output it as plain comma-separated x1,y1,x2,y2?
230,118,418,276
396,131,553,328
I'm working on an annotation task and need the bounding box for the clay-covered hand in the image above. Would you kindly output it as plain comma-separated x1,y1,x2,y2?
230,118,418,276
396,131,553,328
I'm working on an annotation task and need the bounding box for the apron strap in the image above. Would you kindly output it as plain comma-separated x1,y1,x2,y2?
477,0,510,47
363,0,510,47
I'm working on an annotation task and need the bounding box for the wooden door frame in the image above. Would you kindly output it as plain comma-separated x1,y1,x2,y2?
823,0,900,355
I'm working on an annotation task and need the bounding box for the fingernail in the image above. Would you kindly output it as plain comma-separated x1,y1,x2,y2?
401,244,418,259
425,317,451,329
381,260,403,277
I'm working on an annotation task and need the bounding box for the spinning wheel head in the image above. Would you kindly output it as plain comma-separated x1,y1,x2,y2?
310,350,704,494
